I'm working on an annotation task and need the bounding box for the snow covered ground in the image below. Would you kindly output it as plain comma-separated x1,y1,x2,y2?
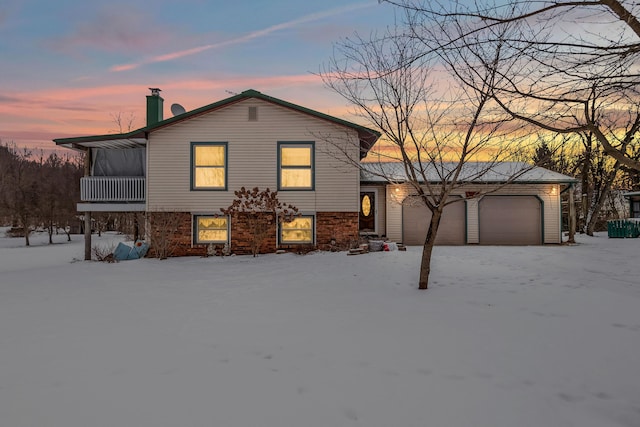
1,229,638,427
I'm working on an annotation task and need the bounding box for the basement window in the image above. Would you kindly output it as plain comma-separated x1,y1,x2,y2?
194,215,229,244
280,215,314,244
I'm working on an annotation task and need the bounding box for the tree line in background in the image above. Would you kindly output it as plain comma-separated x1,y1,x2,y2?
0,141,84,246
0,141,145,247
532,135,640,235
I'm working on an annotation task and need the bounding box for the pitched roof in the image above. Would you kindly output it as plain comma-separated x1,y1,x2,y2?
54,89,381,156
360,161,578,184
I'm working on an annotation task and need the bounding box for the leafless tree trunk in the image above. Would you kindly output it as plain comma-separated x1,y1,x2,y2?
580,135,594,232
419,208,442,289
586,159,623,235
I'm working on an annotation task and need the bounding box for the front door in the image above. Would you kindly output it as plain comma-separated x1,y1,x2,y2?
359,191,376,233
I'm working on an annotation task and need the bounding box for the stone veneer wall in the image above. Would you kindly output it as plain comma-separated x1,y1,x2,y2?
147,211,359,257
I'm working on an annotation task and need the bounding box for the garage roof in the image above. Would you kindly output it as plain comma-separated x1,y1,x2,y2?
360,161,578,184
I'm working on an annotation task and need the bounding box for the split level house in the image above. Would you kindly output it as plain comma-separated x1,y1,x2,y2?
54,89,576,259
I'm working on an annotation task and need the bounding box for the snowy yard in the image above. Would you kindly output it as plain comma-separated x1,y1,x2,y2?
0,230,638,427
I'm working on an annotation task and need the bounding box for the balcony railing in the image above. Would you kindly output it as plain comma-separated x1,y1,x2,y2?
80,176,145,202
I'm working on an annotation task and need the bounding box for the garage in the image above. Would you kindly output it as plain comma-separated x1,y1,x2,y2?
479,196,542,245
402,196,465,245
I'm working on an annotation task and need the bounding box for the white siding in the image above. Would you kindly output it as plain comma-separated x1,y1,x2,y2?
377,185,387,237
466,199,479,243
385,184,408,242
383,183,562,244
147,99,361,213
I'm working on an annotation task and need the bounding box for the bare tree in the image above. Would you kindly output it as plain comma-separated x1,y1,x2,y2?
36,152,83,243
221,187,299,257
147,211,183,260
0,143,39,246
385,0,640,171
322,24,535,289
0,143,83,244
58,152,84,241
110,112,137,133
582,143,627,234
529,132,627,235
39,152,64,244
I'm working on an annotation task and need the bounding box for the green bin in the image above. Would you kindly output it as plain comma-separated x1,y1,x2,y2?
608,219,640,238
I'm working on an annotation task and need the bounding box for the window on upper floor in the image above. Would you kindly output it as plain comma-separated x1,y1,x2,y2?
278,142,314,190
633,200,640,218
194,215,229,244
279,215,314,244
191,142,227,190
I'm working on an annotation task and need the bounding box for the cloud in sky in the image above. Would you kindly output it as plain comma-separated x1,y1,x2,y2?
1,74,322,112
1,0,394,153
0,73,339,151
111,2,375,72
51,5,172,54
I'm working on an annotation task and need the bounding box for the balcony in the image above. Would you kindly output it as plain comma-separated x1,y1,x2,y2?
78,176,146,212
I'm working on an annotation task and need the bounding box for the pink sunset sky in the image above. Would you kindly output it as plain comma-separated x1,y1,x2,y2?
0,1,395,152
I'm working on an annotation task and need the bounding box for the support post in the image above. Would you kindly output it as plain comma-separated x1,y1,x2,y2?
83,148,92,260
84,212,92,260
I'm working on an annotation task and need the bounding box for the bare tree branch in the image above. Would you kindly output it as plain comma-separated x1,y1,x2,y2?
384,0,640,171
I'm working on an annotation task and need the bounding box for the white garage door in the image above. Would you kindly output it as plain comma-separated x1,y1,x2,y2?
402,196,465,245
479,196,542,245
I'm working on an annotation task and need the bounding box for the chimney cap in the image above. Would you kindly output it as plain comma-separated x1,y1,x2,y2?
149,88,162,96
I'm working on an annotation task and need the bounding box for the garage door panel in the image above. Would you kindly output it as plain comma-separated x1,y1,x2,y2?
479,196,541,245
402,196,465,245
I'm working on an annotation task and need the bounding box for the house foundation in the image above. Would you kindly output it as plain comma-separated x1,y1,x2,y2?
146,211,359,257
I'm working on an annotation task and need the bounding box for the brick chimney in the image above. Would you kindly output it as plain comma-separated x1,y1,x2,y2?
146,88,163,126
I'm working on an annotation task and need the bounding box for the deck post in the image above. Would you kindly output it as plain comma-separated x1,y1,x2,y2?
83,148,92,260
84,212,92,260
